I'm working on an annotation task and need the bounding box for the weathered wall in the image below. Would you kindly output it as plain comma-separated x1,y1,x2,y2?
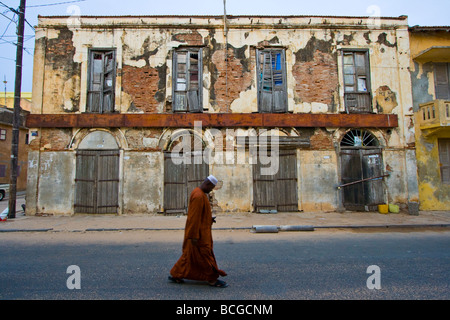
27,151,75,215
27,16,418,215
410,30,450,210
299,150,339,212
32,16,413,121
122,151,163,214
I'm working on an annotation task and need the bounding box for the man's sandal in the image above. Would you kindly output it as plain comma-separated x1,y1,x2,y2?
168,276,184,284
209,280,228,288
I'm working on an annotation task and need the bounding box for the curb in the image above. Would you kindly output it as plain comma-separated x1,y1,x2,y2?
1,224,449,233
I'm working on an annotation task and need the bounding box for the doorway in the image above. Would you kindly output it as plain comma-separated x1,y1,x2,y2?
253,148,298,212
339,129,385,211
74,131,120,214
163,132,209,214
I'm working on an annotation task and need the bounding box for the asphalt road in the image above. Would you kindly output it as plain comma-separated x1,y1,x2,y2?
0,229,449,300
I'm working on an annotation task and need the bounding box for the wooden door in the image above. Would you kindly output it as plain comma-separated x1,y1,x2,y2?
75,150,120,214
340,148,384,210
253,149,298,212
164,152,209,214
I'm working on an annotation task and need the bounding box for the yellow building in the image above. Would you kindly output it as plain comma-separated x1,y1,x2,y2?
410,26,450,210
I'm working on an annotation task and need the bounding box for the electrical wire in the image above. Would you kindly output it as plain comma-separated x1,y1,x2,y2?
26,0,86,8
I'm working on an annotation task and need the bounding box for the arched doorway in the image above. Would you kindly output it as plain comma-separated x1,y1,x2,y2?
339,129,385,211
163,130,209,214
252,129,299,213
74,131,120,214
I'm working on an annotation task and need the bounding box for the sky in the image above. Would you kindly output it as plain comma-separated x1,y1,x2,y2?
0,0,449,93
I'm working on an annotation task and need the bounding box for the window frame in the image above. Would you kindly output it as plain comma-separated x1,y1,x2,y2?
256,48,288,113
434,63,450,100
342,49,372,113
438,138,450,184
0,129,6,141
172,47,203,113
86,49,117,114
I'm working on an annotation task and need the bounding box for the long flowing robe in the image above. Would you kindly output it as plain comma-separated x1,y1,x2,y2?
170,187,227,282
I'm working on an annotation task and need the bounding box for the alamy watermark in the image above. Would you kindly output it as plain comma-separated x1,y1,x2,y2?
366,265,381,290
66,265,81,290
66,5,81,27
170,121,280,176
366,5,381,29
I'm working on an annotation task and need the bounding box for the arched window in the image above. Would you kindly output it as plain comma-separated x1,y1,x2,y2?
340,129,379,148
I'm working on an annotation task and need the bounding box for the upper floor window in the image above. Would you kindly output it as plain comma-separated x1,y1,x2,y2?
343,50,372,113
0,129,6,141
87,49,116,113
256,48,287,113
434,63,450,100
172,48,203,113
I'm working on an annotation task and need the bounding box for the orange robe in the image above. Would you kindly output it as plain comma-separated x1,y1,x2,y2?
170,187,227,282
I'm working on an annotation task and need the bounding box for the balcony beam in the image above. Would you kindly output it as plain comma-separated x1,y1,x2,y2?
26,113,398,129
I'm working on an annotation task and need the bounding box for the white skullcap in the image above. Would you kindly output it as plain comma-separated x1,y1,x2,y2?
207,175,218,185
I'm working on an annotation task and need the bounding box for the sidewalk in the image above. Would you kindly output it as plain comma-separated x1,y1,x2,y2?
1,209,449,233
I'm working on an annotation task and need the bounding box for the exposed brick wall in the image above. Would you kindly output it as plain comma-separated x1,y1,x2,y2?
30,128,72,151
172,31,203,46
211,47,253,112
124,128,162,150
122,65,161,113
310,128,334,150
293,49,338,107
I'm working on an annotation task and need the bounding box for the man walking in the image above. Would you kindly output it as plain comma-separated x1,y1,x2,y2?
169,175,228,288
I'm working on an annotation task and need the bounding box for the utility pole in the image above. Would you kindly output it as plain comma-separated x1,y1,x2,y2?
8,0,26,219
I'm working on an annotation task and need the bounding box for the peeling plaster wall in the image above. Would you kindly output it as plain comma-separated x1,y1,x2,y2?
32,16,413,120
299,150,339,212
33,152,75,215
410,30,450,210
122,152,163,214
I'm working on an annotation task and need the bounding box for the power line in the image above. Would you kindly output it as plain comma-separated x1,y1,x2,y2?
0,11,15,23
26,0,86,8
0,56,15,61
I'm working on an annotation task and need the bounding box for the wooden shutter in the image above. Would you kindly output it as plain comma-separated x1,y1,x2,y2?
435,63,450,100
102,51,116,113
259,51,274,113
188,51,202,112
257,49,287,113
87,52,103,113
87,50,116,113
173,49,202,113
439,138,450,184
343,51,371,113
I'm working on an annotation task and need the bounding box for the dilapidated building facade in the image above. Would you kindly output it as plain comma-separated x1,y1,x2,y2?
410,26,450,210
26,15,418,215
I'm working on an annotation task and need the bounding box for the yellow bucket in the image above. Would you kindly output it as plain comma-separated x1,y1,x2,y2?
378,204,389,214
